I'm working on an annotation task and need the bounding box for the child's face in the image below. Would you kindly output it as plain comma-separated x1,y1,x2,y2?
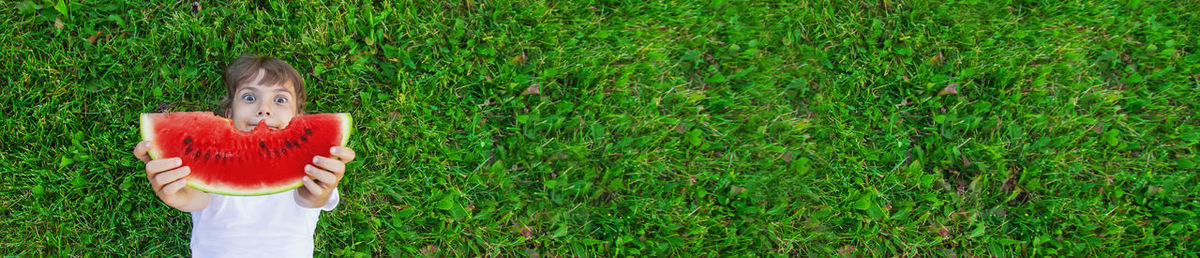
229,69,300,132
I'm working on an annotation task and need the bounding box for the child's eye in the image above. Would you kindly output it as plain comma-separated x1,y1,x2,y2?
274,96,288,104
241,94,256,102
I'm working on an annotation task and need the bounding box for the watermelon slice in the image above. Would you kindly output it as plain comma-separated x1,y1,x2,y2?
140,112,352,196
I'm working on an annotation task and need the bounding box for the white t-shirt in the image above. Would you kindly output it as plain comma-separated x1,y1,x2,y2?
189,189,339,258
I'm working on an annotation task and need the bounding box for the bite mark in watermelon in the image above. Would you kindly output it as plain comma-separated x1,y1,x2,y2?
140,112,352,196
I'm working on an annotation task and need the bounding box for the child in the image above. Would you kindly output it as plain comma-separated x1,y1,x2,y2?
132,55,356,257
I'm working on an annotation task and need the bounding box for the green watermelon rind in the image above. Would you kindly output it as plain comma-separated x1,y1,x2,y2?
139,112,353,196
336,113,353,146
190,181,305,196
139,113,164,160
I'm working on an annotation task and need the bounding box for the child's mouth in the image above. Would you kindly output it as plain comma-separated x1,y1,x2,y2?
248,120,282,130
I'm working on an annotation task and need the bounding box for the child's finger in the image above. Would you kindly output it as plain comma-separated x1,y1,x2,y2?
329,147,356,162
312,156,344,175
161,178,188,195
154,166,191,186
145,158,183,175
300,176,324,194
133,141,152,163
305,165,337,185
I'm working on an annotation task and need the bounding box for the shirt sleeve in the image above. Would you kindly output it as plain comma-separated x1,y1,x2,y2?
320,187,340,211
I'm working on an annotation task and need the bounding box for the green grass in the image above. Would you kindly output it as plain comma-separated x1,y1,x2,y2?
2,0,1199,256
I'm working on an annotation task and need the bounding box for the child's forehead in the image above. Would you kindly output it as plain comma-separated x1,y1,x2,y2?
236,69,297,94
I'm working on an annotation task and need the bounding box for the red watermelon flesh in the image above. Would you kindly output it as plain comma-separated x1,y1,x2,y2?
140,112,352,196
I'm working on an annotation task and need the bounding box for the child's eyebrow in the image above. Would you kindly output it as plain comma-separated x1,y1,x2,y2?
237,86,260,93
238,85,293,95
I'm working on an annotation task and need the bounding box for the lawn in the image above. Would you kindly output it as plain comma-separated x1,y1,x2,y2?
1,0,1198,256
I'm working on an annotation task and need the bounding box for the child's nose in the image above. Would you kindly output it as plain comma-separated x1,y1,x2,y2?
257,102,273,117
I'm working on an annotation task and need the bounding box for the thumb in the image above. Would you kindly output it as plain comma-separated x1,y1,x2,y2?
133,141,152,163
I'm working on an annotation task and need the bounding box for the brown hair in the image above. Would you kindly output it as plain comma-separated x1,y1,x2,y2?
219,55,306,116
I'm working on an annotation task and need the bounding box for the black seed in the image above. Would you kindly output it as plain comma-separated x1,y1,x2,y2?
215,154,222,161
291,140,300,147
184,137,192,145
259,141,267,149
185,146,193,154
305,129,313,135
300,136,308,141
285,141,293,148
205,153,210,160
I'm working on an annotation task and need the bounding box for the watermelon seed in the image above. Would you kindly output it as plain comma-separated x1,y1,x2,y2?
285,141,293,148
185,146,193,154
305,129,313,135
291,140,300,147
184,137,192,145
215,153,222,161
300,136,308,142
259,141,267,149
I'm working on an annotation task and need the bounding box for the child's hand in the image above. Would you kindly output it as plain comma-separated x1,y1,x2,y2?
133,141,211,212
295,146,356,208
